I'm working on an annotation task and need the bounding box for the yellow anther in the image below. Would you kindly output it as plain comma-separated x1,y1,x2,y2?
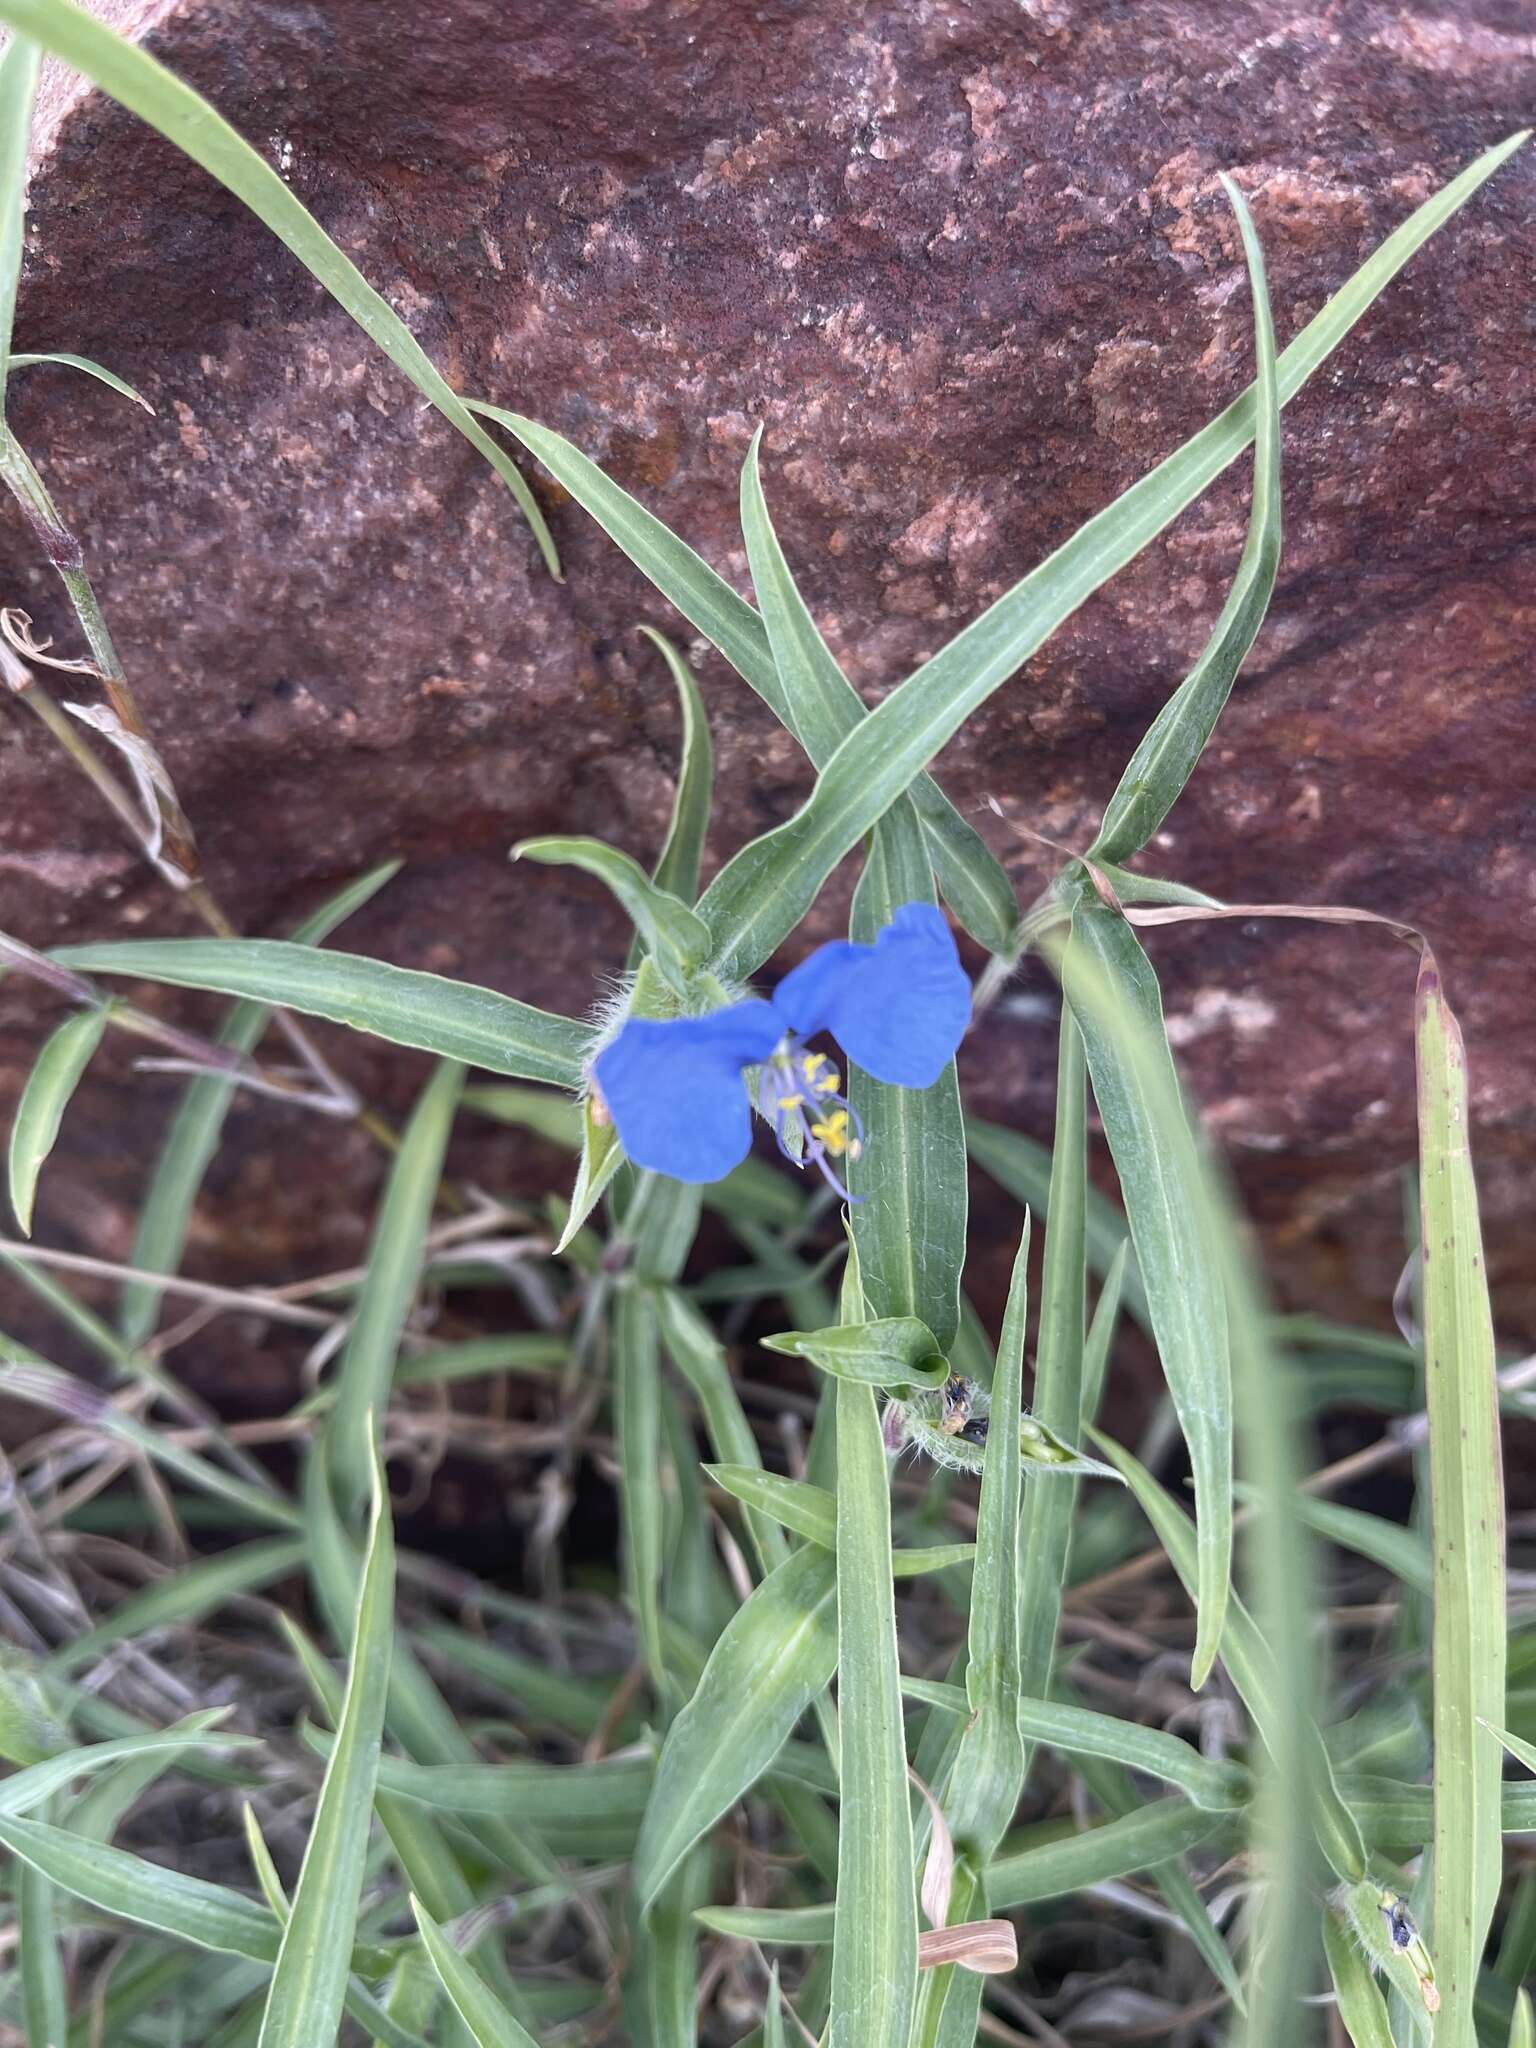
778,1092,806,1110
800,1051,841,1096
810,1109,853,1156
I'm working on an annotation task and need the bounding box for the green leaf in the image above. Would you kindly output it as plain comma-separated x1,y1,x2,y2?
656,1286,789,1575
329,1059,463,1514
988,1798,1231,1910
1009,1694,1247,1811
512,835,709,990
257,1444,394,2048
45,1539,304,1677
1061,905,1230,1686
1017,1024,1087,1704
0,0,558,573
762,1316,948,1389
17,1802,67,2048
914,1220,1031,2048
468,401,1018,958
703,1463,973,1576
829,1278,917,2048
53,939,586,1089
1322,1907,1397,2048
689,134,1529,980
8,351,154,410
8,1004,108,1233
1090,178,1281,864
1487,1723,1536,1776
739,425,970,1350
1512,1989,1534,2048
633,1542,837,1910
1417,955,1507,2048
121,860,401,1346
965,1113,1148,1332
0,34,41,415
1091,1429,1367,1884
614,1282,670,1706
410,1899,540,2048
642,626,713,907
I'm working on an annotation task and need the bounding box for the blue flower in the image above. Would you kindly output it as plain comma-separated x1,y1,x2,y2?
591,902,970,1187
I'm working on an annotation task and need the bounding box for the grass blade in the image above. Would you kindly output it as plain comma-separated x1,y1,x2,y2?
614,1282,670,1706
0,33,40,412
692,135,1527,980
1091,1429,1365,1883
1323,1907,1396,2048
329,1059,463,1514
17,1813,68,2048
121,860,401,1345
0,0,558,572
642,627,713,906
990,1798,1231,1912
1090,178,1281,863
468,403,1018,958
1417,954,1506,2045
410,1899,540,2048
256,1442,394,2048
513,835,708,989
45,1540,303,1676
1062,905,1230,1686
54,940,586,1089
634,1543,837,1909
913,1219,1030,2047
7,350,153,406
8,1005,108,1234
829,1268,917,2048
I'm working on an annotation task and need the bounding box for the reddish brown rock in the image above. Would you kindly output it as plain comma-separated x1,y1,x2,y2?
2,0,1533,1371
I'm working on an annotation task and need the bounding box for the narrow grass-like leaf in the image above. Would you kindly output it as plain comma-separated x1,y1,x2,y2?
913,1219,1030,2047
642,626,713,906
740,425,971,1347
965,1114,1148,1331
410,1900,540,2048
988,1797,1231,1910
689,136,1527,979
762,1316,948,1388
1018,1023,1087,1707
704,1464,973,1576
17,1810,67,2048
1323,1908,1397,2048
257,1443,394,2047
46,1538,304,1677
301,1448,560,1889
1512,1989,1534,2048
53,941,586,1089
0,0,558,572
657,1286,789,1573
8,351,153,407
330,1059,462,1513
0,34,40,413
1488,1723,1536,1776
1090,179,1281,863
830,1316,918,2046
468,402,1017,958
1091,1430,1366,1882
634,1542,837,1909
1417,954,1507,2046
614,1282,669,1705
0,1717,247,1817
121,860,400,1345
513,836,708,989
1063,904,1229,1686
8,1004,108,1233
1011,1695,1247,1811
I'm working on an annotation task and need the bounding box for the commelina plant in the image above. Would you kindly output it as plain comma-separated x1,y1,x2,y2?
0,6,1529,2047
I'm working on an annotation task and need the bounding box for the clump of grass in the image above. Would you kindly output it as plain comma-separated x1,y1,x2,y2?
0,11,1531,2045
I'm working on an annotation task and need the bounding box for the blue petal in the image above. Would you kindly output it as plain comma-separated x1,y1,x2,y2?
592,999,782,1183
771,902,970,1088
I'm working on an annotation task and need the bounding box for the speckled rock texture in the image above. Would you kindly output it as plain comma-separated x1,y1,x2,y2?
2,0,1533,1382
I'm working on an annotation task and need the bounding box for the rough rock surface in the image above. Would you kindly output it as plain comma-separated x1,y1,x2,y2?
2,0,1533,1385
